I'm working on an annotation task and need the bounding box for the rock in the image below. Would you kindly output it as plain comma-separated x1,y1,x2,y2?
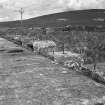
80,99,89,105
61,71,68,74
53,100,62,105
39,73,44,76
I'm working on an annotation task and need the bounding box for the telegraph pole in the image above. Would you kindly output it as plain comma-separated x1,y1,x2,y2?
19,8,24,46
19,8,24,26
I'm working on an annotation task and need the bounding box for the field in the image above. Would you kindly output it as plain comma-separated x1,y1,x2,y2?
0,38,105,105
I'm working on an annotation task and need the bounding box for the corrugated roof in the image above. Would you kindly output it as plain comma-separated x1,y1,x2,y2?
33,40,56,48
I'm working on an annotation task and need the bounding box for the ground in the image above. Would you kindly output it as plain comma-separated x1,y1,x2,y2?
0,38,105,105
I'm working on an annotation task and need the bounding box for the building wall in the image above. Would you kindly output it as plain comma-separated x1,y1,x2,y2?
34,46,56,55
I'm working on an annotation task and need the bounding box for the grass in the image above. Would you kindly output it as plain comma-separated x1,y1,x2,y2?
0,9,105,28
1,37,105,105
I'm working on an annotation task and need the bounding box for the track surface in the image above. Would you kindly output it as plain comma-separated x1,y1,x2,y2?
0,38,105,105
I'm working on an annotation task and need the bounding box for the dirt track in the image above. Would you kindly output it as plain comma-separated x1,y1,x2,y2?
0,37,105,105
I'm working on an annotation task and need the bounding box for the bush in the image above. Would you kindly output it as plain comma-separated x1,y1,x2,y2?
27,43,34,51
81,67,92,76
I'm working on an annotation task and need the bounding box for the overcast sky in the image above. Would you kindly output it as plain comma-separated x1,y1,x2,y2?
0,0,105,22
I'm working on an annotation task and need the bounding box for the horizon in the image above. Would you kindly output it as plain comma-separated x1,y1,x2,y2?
0,0,105,22
0,8,105,23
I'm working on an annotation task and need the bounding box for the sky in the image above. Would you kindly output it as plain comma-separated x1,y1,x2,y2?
0,0,105,21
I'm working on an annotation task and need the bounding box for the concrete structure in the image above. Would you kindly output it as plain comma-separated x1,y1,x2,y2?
33,40,56,54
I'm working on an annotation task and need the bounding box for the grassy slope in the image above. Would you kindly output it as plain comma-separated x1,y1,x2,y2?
0,9,105,28
1,37,105,104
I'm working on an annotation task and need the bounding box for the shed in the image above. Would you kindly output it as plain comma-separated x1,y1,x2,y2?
33,40,56,54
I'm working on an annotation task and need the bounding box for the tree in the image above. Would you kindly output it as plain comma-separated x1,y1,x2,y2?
85,33,105,70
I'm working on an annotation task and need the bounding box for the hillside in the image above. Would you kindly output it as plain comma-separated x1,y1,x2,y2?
0,9,105,28
1,37,105,105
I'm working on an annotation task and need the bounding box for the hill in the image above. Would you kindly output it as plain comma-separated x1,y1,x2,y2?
0,9,105,28
1,37,105,105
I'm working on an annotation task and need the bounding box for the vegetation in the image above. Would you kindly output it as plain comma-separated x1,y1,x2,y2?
1,9,105,105
3,25,105,71
48,30,105,70
0,9,105,28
